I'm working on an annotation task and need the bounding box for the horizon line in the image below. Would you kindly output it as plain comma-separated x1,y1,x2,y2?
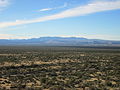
0,36,120,41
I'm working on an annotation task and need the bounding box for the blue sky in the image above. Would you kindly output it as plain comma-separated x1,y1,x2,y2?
0,0,120,40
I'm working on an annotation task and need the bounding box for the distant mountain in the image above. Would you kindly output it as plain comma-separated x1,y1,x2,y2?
0,37,120,46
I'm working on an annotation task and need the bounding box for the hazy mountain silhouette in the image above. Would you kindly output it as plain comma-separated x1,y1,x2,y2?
0,37,120,46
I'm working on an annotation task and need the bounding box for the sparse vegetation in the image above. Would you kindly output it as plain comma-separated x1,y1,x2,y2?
0,46,120,90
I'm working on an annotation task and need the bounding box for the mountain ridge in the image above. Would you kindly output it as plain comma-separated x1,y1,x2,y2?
0,37,120,46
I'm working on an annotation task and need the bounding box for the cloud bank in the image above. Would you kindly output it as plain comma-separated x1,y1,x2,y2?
0,34,119,40
0,34,31,39
0,0,120,28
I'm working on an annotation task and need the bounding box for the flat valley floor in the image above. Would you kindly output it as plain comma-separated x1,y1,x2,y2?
0,46,120,90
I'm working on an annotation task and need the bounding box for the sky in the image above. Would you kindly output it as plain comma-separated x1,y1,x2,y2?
0,0,120,40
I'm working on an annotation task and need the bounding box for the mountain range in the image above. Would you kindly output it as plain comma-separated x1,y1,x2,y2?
0,37,120,46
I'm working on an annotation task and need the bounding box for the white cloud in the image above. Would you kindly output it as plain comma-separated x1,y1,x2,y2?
0,0,10,11
0,34,14,39
0,0,120,28
0,0,9,7
38,8,53,12
38,3,67,12
0,34,30,39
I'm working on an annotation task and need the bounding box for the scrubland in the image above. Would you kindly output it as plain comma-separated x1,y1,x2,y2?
0,46,120,90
